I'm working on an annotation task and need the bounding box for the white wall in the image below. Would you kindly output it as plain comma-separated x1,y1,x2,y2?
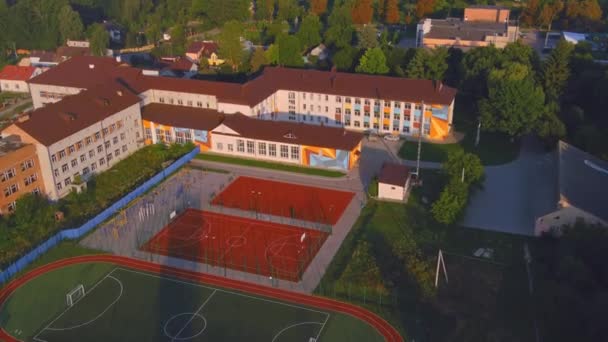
210,133,302,165
379,183,405,201
151,90,218,109
0,80,29,93
217,102,253,115
29,83,83,109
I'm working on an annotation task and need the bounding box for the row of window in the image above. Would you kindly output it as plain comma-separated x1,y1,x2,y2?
3,187,40,213
39,91,67,100
158,97,211,109
225,139,300,160
54,148,120,191
3,173,39,198
289,92,425,110
50,122,129,164
53,143,127,177
0,159,36,183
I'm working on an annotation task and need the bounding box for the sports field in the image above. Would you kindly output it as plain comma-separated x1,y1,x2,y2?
0,256,401,342
141,209,329,281
211,177,355,225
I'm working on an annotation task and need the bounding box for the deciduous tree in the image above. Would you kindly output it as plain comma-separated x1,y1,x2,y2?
351,0,374,24
277,0,301,22
415,0,435,19
219,20,245,71
324,5,354,48
89,23,110,56
357,25,378,49
250,48,269,72
542,39,575,103
431,181,468,225
275,34,304,67
297,14,322,50
406,47,448,80
356,47,389,74
333,46,358,71
255,0,276,21
385,0,400,23
311,0,328,15
58,5,84,42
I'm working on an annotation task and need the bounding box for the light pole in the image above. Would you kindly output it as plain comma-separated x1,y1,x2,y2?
475,117,481,147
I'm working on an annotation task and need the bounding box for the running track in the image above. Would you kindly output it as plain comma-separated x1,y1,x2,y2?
0,255,402,342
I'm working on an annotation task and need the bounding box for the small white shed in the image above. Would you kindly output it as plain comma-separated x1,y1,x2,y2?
378,162,411,201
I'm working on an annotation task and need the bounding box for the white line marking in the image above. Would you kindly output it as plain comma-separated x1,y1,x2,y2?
171,289,216,342
46,276,124,331
114,267,329,315
315,313,331,341
164,313,207,341
32,268,118,341
271,321,324,342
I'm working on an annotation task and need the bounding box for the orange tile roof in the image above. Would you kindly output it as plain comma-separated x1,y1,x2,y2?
0,65,37,81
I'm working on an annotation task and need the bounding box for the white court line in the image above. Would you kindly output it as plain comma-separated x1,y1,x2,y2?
171,289,216,342
32,268,119,342
218,224,253,262
315,313,331,341
114,267,329,315
271,321,324,342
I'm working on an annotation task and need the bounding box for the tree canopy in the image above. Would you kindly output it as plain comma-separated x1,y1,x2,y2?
218,20,245,71
356,47,389,74
297,14,322,50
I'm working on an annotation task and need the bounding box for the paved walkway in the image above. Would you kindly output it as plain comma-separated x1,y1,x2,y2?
462,136,557,236
0,98,31,119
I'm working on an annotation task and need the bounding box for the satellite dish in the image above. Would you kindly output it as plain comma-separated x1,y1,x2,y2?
584,160,608,175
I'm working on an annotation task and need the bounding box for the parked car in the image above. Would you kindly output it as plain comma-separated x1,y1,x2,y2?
383,134,400,142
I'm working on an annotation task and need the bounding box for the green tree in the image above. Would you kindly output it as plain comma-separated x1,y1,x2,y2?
265,43,280,64
275,34,303,67
443,150,484,186
431,181,468,225
250,48,268,72
332,46,358,71
88,23,110,56
58,5,84,42
324,5,354,49
406,47,448,80
357,25,378,49
296,15,322,50
542,39,575,104
461,45,503,98
190,0,250,26
255,0,275,21
218,20,245,71
478,78,547,137
356,47,389,74
277,0,301,22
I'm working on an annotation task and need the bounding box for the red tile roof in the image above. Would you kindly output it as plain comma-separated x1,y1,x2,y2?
187,41,206,54
0,66,37,81
166,58,195,72
141,103,225,131
14,81,141,146
379,162,410,187
218,114,363,150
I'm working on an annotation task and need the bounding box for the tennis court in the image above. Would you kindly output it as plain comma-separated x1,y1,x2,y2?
0,256,400,342
211,177,355,225
141,209,329,281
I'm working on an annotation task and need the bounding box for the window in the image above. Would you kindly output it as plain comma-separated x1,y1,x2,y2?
114,149,120,157
247,141,255,154
106,154,113,162
56,182,62,190
384,113,390,119
145,128,152,140
97,145,103,153
4,183,18,197
99,158,105,166
364,121,370,128
104,141,111,149
303,93,306,99
89,150,95,158
269,144,277,157
113,137,119,145
164,130,172,143
80,154,86,162
59,150,66,159
197,101,203,107
95,132,101,140
373,122,379,129
258,142,266,155
354,109,361,116
177,99,183,105
404,103,411,109
77,141,84,150
415,104,422,110
354,121,361,127
335,108,342,114
404,114,411,122
383,124,390,131
325,95,329,101
82,167,90,176
216,142,223,151
336,96,342,103
290,146,299,160
102,127,109,136
187,100,193,106
62,164,69,172
122,145,127,152
325,106,329,112
21,159,34,171
403,126,410,133
32,188,40,195
51,154,57,163
393,113,400,120
24,174,37,186
394,102,401,108
91,162,97,171
71,159,78,167
345,109,351,115
116,120,123,129
237,140,245,153
288,92,295,99
159,97,165,103
393,124,400,131
227,144,234,152
280,145,289,159
303,104,306,110
68,145,75,154
345,98,351,103
85,137,92,145
64,177,71,186
54,169,59,177
364,110,370,117
120,133,126,141
364,99,370,105
355,99,361,105
169,98,174,104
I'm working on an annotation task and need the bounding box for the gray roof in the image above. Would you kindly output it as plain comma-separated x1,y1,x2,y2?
559,141,608,222
425,18,508,41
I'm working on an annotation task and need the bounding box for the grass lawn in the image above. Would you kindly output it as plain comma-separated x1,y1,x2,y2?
316,171,535,341
1,262,385,341
196,153,346,178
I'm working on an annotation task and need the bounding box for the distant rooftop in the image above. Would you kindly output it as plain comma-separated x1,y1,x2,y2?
0,135,29,157
424,18,509,41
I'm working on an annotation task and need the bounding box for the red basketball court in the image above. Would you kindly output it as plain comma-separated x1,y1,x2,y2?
141,209,329,281
211,176,355,225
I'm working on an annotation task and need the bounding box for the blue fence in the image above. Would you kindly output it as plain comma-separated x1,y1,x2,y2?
0,147,200,284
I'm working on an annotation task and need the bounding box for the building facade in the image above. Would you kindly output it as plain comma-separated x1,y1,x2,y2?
0,66,41,93
0,136,45,214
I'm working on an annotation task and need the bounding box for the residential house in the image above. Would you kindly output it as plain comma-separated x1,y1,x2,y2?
0,65,41,93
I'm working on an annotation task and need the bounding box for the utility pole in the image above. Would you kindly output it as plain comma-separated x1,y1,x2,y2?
475,117,481,147
461,167,465,183
415,101,424,178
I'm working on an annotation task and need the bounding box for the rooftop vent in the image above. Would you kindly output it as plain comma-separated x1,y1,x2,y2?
283,132,297,139
89,64,95,69
116,90,123,96
60,112,77,122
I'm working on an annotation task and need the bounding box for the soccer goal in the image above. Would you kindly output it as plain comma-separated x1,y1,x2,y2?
66,284,85,307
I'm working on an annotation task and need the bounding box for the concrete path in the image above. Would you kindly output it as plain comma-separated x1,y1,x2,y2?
462,136,557,236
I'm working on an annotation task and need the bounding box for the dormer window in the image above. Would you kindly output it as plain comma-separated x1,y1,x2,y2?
283,132,297,139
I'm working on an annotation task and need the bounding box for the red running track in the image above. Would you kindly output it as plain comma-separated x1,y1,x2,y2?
141,209,329,281
212,176,355,225
0,255,403,342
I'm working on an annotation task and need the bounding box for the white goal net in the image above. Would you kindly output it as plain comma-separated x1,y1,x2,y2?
66,284,85,307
